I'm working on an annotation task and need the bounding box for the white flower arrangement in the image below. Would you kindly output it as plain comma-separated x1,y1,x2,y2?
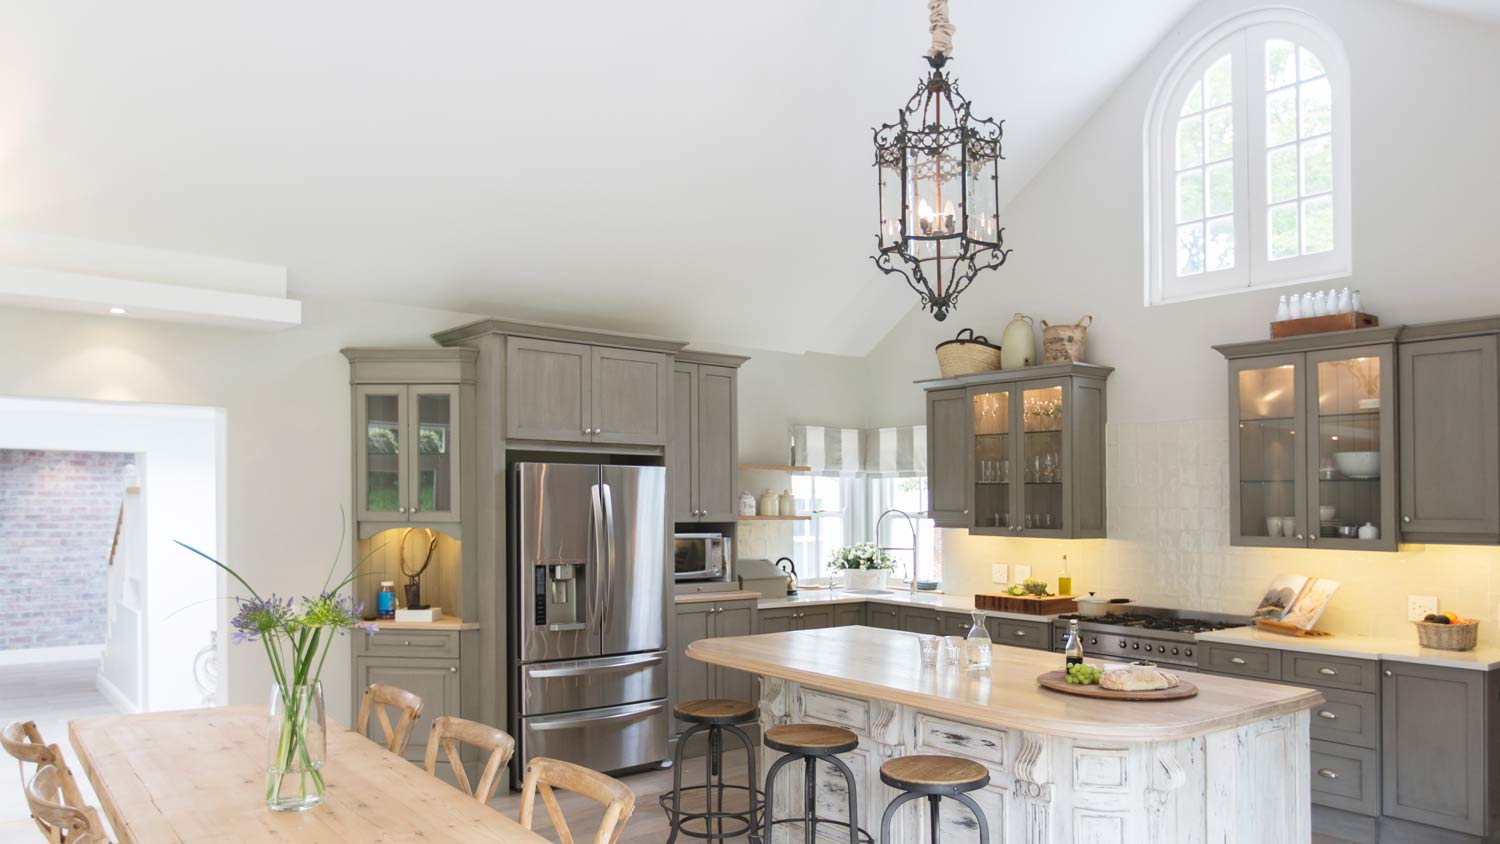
828,542,895,571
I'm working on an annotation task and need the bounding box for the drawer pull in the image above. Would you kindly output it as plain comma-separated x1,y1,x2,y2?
1317,667,1338,676
1014,630,1027,637
1317,768,1339,780
1317,710,1338,720
403,640,411,646
449,666,457,673
1229,656,1247,665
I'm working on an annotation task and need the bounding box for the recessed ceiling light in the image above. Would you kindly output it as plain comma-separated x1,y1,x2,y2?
109,307,126,315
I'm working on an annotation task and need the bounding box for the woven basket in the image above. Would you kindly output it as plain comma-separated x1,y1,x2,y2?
935,329,1003,378
1413,620,1479,651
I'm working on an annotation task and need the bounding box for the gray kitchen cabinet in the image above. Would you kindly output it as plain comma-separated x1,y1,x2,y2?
834,603,866,627
1199,642,1281,680
987,617,1050,650
1398,332,1500,544
349,378,467,525
505,337,592,442
944,610,979,638
920,363,1111,539
1215,329,1400,551
926,387,970,528
1380,661,1496,836
672,357,743,523
590,346,670,445
800,606,834,630
671,599,759,735
899,606,946,635
867,603,900,630
505,336,672,446
356,655,461,765
758,605,831,632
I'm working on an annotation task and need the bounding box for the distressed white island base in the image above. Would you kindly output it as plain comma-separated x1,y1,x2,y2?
688,626,1322,844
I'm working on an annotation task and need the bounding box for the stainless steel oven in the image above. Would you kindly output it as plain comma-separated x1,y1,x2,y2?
673,532,727,581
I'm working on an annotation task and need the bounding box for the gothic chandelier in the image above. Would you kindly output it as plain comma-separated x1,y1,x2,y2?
872,0,1010,321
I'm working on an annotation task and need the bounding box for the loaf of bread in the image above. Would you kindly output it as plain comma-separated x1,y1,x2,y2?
1099,666,1180,692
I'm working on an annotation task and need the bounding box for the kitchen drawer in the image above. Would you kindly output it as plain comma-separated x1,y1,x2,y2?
989,618,1051,650
1311,740,1380,817
1199,643,1280,680
1309,688,1379,750
356,629,461,659
1283,651,1379,693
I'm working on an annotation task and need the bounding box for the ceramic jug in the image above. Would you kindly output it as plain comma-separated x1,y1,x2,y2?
1000,313,1036,369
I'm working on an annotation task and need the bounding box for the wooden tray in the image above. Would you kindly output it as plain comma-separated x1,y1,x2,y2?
1270,311,1378,338
1036,670,1199,701
975,594,1078,615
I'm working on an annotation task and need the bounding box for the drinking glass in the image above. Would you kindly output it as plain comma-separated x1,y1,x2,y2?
940,636,964,666
918,635,940,666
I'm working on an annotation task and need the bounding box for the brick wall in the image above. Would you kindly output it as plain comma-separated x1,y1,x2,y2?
0,450,133,652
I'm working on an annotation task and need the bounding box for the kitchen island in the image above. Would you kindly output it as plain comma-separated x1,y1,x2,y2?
688,625,1324,843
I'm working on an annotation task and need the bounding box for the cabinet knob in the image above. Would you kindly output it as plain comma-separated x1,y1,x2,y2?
1308,535,1317,542
1230,656,1247,665
1295,533,1304,541
398,506,408,514
1015,630,1026,637
1403,515,1412,523
449,666,457,673
1317,769,1339,780
402,640,411,646
1384,669,1393,677
1318,667,1338,676
962,509,969,515
1318,710,1338,720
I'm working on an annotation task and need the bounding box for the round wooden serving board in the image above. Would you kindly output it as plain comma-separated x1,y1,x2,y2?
1036,669,1199,701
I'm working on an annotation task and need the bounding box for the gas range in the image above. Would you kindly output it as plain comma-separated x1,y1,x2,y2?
1051,607,1250,669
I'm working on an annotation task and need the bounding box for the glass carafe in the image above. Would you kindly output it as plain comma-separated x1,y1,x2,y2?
965,611,992,670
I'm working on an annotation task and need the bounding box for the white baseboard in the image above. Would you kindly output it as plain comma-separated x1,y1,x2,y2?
95,672,142,715
0,643,104,666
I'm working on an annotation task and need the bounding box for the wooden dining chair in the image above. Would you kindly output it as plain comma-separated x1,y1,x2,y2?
422,715,515,804
25,765,109,844
355,683,424,754
2,722,105,838
519,757,636,844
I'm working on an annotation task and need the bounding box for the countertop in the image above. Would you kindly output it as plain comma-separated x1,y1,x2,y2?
368,615,479,631
688,626,1322,742
1197,626,1500,671
755,587,1064,622
674,590,764,605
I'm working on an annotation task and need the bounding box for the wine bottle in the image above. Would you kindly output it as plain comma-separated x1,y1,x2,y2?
1064,619,1084,667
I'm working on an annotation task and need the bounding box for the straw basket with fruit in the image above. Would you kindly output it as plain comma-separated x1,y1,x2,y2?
1414,612,1479,651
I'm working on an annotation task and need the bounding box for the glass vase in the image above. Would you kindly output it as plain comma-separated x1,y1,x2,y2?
265,682,326,812
965,611,992,670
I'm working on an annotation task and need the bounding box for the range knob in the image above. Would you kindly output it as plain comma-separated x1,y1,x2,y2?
1171,647,1180,655
1184,648,1193,658
1089,637,1098,646
1118,641,1127,649
1132,642,1140,650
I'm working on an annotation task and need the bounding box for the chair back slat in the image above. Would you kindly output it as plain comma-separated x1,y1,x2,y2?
422,716,515,804
355,684,424,754
26,764,108,844
518,757,635,844
4,721,105,838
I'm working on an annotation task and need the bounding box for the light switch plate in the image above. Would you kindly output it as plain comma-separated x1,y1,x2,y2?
1407,595,1438,622
1015,564,1032,582
991,564,1008,584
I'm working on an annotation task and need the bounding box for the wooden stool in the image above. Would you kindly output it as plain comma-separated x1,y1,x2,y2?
661,699,760,844
877,755,990,844
761,723,871,844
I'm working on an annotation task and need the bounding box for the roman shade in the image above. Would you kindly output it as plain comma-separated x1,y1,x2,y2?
790,424,927,477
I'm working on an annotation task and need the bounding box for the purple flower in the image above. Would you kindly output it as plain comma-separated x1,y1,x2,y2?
229,595,295,644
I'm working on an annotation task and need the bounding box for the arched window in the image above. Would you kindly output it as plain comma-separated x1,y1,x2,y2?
1146,9,1350,305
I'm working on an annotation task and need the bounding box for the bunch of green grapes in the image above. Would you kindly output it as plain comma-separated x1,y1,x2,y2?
1066,663,1102,685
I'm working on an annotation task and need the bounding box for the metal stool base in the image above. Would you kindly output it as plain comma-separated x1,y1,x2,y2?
761,749,870,844
663,721,759,844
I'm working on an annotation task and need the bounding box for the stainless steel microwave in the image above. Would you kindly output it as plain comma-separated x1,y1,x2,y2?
673,533,728,580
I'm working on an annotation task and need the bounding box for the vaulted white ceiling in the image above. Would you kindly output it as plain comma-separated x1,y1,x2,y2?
0,1,1201,354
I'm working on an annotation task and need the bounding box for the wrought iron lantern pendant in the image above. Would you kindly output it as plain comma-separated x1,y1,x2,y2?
872,1,1009,321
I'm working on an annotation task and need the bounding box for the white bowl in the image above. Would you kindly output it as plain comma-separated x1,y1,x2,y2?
1319,505,1337,521
1333,451,1380,479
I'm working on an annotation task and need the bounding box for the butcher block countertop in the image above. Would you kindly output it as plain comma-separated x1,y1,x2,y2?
674,589,764,604
688,625,1323,742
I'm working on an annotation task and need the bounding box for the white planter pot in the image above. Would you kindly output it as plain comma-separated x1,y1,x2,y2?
843,569,888,592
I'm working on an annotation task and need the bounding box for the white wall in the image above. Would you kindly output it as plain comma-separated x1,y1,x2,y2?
859,0,1500,635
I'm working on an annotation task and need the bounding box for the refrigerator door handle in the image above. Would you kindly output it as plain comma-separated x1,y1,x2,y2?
601,482,616,633
525,652,665,679
526,700,665,731
590,483,605,636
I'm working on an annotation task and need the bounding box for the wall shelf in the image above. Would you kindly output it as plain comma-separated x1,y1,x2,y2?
737,515,811,521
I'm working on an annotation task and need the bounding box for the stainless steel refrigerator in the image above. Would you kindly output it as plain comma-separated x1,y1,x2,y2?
510,462,669,775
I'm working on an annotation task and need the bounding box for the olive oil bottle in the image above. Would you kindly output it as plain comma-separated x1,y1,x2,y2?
1058,554,1072,596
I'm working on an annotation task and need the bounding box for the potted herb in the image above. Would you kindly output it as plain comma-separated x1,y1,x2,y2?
829,542,895,592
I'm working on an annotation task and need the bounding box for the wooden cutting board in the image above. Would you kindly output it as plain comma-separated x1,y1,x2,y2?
1036,669,1199,701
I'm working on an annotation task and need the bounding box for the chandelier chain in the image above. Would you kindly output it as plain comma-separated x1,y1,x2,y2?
927,0,955,57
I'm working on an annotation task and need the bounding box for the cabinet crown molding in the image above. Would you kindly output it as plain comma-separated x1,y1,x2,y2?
916,361,1114,390
432,318,688,354
677,350,750,368
341,347,478,384
1214,325,1403,359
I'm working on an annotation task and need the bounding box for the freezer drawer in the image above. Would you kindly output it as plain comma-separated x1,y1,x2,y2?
518,651,668,716
518,699,669,774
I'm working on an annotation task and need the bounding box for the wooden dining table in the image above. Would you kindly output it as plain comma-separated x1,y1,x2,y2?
69,705,551,843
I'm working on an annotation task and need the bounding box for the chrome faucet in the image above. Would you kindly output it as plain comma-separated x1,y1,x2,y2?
874,508,919,592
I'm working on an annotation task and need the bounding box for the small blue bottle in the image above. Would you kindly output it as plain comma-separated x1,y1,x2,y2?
377,581,397,620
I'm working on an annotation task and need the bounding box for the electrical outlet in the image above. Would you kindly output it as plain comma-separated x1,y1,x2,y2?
1407,595,1438,622
1015,564,1032,582
991,564,1009,584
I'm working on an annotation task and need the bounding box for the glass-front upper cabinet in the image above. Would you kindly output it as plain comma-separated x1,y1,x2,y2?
355,384,462,524
971,387,1012,532
1308,347,1395,549
1022,384,1067,537
1221,331,1398,550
